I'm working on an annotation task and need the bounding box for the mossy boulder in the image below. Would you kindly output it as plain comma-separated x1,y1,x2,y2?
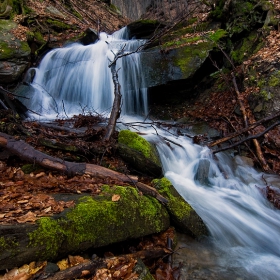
0,19,30,83
0,186,169,270
152,177,209,237
140,30,226,88
118,130,162,176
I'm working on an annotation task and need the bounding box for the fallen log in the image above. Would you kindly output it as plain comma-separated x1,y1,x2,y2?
0,131,168,204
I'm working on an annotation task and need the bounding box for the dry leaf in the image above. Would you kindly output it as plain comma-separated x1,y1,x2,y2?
57,259,69,271
16,211,37,223
112,194,120,202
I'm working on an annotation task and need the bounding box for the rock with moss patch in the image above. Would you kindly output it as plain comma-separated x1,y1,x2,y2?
140,31,225,88
0,19,30,83
118,130,162,176
0,186,169,270
152,177,208,237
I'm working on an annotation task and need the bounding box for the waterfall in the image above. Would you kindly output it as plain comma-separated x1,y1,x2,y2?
25,28,280,279
25,27,147,119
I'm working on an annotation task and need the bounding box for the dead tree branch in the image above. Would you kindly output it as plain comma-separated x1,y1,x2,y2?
208,110,280,147
213,120,280,154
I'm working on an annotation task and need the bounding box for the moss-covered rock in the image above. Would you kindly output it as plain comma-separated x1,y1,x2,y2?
140,29,226,88
118,130,162,176
230,31,264,64
0,186,169,270
152,177,209,237
0,19,30,83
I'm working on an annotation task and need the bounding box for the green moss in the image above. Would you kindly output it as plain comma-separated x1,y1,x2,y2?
0,236,19,256
268,71,280,87
208,29,227,42
230,31,264,64
0,41,13,59
118,130,159,163
46,18,73,30
29,217,65,259
21,163,42,174
152,178,191,220
163,36,202,48
173,41,212,77
259,90,273,101
28,186,169,260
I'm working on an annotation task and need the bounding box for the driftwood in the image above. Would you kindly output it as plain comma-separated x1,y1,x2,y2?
0,131,168,204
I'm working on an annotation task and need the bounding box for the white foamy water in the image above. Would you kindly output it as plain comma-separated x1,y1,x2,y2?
26,27,147,119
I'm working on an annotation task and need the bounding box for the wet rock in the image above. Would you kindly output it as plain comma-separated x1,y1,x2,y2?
194,159,211,187
141,40,215,89
152,177,209,237
79,28,99,45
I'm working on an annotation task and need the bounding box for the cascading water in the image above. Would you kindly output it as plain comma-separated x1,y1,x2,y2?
25,27,280,279
25,27,147,119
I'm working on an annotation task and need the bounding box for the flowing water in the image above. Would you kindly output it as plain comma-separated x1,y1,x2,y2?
25,28,280,279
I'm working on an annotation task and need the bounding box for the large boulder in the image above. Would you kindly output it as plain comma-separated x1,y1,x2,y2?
0,20,30,83
0,186,170,270
140,29,226,88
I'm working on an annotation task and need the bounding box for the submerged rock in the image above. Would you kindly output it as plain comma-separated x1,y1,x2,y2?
152,177,209,237
0,186,169,270
194,159,211,187
118,130,162,176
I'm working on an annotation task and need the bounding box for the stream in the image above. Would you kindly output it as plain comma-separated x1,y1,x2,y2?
23,27,280,279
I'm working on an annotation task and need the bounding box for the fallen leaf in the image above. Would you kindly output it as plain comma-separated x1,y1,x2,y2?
112,194,120,202
16,211,37,223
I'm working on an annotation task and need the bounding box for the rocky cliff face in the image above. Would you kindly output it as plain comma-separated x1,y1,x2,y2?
112,0,152,20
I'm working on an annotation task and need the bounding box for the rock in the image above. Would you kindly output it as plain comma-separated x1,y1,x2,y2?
127,20,165,39
79,28,99,45
0,20,30,83
152,177,209,237
134,258,155,280
118,130,162,176
0,187,169,270
141,39,215,89
194,159,211,187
